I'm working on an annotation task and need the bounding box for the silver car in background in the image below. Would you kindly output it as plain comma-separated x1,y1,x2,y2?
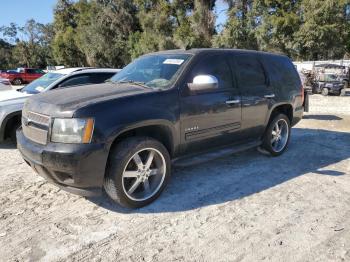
0,68,120,142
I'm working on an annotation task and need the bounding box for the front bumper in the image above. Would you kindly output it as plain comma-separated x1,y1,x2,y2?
17,128,109,197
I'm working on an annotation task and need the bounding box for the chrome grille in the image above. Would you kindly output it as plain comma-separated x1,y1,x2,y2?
22,111,50,145
23,111,50,126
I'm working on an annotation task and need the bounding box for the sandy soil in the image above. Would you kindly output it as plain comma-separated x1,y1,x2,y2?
0,94,350,262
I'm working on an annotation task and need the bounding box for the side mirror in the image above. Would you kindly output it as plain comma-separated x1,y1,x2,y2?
188,75,219,92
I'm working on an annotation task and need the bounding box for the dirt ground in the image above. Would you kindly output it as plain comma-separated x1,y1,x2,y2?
0,94,350,262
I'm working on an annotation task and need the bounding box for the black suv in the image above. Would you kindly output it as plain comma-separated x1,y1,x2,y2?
17,49,307,208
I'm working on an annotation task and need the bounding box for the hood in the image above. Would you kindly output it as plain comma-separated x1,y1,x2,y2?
0,90,31,104
26,83,154,117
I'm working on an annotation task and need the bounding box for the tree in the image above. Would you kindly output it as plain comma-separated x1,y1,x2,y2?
129,0,176,59
1,20,55,68
253,0,302,58
52,0,86,66
295,0,350,60
0,39,14,69
77,0,139,67
213,0,258,49
191,0,216,47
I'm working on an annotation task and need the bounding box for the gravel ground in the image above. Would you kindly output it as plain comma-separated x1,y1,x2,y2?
0,94,350,262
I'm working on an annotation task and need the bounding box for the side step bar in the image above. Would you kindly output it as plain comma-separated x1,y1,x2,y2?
172,140,262,168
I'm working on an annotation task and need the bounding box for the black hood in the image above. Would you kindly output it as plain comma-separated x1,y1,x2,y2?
25,83,153,117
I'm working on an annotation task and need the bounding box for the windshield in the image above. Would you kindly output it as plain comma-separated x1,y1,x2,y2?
320,74,339,82
111,54,192,89
21,72,65,94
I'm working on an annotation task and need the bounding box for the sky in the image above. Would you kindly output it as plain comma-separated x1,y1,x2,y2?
0,0,228,29
0,0,57,26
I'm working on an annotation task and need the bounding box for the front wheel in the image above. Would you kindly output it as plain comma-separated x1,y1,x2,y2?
104,137,171,208
261,114,291,156
321,88,329,96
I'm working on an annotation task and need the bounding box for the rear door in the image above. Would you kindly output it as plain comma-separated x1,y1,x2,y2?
180,53,242,153
230,53,272,140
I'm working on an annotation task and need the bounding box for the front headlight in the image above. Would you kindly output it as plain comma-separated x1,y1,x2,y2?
51,118,94,144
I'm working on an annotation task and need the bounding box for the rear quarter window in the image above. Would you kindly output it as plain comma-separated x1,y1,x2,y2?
262,55,301,89
89,73,116,83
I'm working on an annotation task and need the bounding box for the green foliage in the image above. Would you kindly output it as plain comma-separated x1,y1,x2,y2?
52,0,86,66
294,0,350,60
213,0,258,49
76,0,140,67
253,0,302,57
1,0,350,70
0,20,55,68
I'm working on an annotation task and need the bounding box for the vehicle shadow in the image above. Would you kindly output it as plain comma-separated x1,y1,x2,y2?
303,115,343,121
88,128,350,214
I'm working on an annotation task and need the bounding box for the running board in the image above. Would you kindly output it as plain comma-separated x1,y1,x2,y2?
172,140,262,168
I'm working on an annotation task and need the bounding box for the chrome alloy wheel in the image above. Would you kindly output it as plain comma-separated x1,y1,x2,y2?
122,148,166,201
271,119,289,153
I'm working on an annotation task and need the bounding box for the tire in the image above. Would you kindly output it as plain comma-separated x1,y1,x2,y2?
13,78,23,85
261,114,291,157
321,88,329,96
104,137,171,208
10,121,21,144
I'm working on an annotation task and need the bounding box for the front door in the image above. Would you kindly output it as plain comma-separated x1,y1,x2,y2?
179,53,242,154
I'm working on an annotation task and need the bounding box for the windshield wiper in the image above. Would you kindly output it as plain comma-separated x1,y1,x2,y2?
114,80,150,89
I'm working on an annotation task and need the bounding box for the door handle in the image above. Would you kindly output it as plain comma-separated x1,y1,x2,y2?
264,94,275,99
226,99,240,105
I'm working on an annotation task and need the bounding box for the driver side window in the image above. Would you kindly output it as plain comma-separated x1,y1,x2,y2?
188,54,234,90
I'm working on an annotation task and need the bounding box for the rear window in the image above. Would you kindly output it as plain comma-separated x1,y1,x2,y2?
233,55,266,87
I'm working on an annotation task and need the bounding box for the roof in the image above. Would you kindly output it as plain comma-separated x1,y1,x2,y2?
53,67,85,75
315,64,346,69
146,48,287,58
53,67,121,75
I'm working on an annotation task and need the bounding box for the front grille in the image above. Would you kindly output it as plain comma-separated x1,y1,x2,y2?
23,111,50,126
22,111,51,145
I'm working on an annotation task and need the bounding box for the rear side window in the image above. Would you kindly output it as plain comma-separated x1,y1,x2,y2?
233,54,266,87
89,73,116,83
188,54,234,89
59,75,91,88
262,55,301,88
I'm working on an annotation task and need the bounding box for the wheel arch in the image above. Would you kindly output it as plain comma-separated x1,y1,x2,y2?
266,103,293,127
107,121,177,159
0,111,22,142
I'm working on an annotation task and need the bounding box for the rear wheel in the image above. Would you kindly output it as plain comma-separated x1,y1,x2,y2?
13,78,22,85
104,137,171,208
261,114,291,156
321,88,329,96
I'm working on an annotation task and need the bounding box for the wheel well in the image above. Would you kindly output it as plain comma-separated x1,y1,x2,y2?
110,125,174,157
269,104,293,124
4,114,21,139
